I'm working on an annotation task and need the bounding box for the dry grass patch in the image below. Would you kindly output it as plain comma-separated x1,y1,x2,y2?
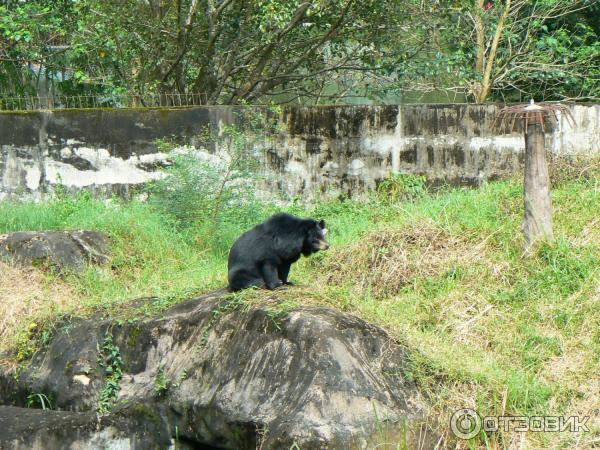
572,216,600,247
549,153,600,188
0,261,78,355
318,220,487,299
545,283,600,448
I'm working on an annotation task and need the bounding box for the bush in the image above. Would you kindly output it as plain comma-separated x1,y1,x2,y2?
376,173,427,203
147,122,272,254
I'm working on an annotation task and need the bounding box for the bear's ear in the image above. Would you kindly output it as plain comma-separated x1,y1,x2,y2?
318,220,328,236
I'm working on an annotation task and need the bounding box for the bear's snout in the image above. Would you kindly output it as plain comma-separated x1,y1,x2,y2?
317,239,330,250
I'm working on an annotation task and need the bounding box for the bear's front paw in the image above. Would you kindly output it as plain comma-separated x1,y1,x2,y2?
283,281,295,286
266,281,283,290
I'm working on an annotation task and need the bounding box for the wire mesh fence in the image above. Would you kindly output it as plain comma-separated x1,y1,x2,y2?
0,93,209,111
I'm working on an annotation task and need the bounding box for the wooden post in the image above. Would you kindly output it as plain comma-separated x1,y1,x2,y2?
522,105,553,248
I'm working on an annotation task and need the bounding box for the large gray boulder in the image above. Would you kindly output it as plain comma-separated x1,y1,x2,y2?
0,290,427,449
0,230,110,270
0,405,175,450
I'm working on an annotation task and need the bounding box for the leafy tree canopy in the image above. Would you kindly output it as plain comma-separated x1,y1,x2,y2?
0,0,598,103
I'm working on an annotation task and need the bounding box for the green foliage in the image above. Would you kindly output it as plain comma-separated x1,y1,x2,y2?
26,392,53,410
148,151,261,235
199,294,249,348
97,333,123,414
67,0,414,104
494,240,599,306
393,0,599,102
264,308,289,331
153,365,189,397
15,321,53,361
0,190,226,313
147,119,272,255
0,0,424,105
504,17,600,101
154,365,171,397
376,173,427,203
1,0,597,103
0,0,77,97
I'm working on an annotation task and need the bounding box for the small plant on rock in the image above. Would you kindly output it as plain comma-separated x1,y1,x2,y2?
97,333,123,414
26,392,53,410
154,365,171,397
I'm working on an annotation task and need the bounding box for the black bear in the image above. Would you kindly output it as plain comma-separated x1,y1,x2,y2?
228,213,329,291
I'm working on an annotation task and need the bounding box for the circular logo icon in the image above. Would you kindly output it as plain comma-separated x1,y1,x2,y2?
450,408,481,440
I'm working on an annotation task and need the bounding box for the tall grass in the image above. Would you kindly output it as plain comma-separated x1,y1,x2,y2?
0,191,225,307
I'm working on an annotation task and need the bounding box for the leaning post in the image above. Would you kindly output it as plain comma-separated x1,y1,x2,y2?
523,101,553,247
497,100,575,251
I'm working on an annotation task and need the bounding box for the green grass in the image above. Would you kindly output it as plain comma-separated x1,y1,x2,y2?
1,175,599,449
0,192,227,309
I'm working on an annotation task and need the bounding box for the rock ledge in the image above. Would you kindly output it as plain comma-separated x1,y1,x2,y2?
0,290,427,449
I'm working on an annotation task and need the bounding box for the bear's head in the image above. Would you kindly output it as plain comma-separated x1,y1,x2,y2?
302,219,329,256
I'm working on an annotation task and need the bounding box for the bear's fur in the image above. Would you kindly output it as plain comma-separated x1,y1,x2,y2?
227,213,329,291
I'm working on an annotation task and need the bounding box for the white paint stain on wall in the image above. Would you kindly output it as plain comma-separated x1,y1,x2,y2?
469,136,524,151
25,166,42,191
44,147,166,187
392,107,402,173
285,160,308,177
361,135,397,157
558,105,600,154
348,159,365,176
138,152,170,164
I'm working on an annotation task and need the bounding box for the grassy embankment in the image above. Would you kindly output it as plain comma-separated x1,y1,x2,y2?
0,165,598,449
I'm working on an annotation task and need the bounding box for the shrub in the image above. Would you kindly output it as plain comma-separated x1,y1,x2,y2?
147,122,272,254
377,173,427,202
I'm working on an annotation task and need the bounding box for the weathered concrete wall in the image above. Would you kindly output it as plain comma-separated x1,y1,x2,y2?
0,107,237,199
1,104,598,201
266,104,599,199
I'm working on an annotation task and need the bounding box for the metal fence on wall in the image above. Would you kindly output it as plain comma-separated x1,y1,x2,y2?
0,93,209,111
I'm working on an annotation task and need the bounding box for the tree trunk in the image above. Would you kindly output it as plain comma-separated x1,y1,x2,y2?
522,119,554,249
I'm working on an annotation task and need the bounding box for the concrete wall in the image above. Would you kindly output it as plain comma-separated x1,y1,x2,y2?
1,104,598,201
